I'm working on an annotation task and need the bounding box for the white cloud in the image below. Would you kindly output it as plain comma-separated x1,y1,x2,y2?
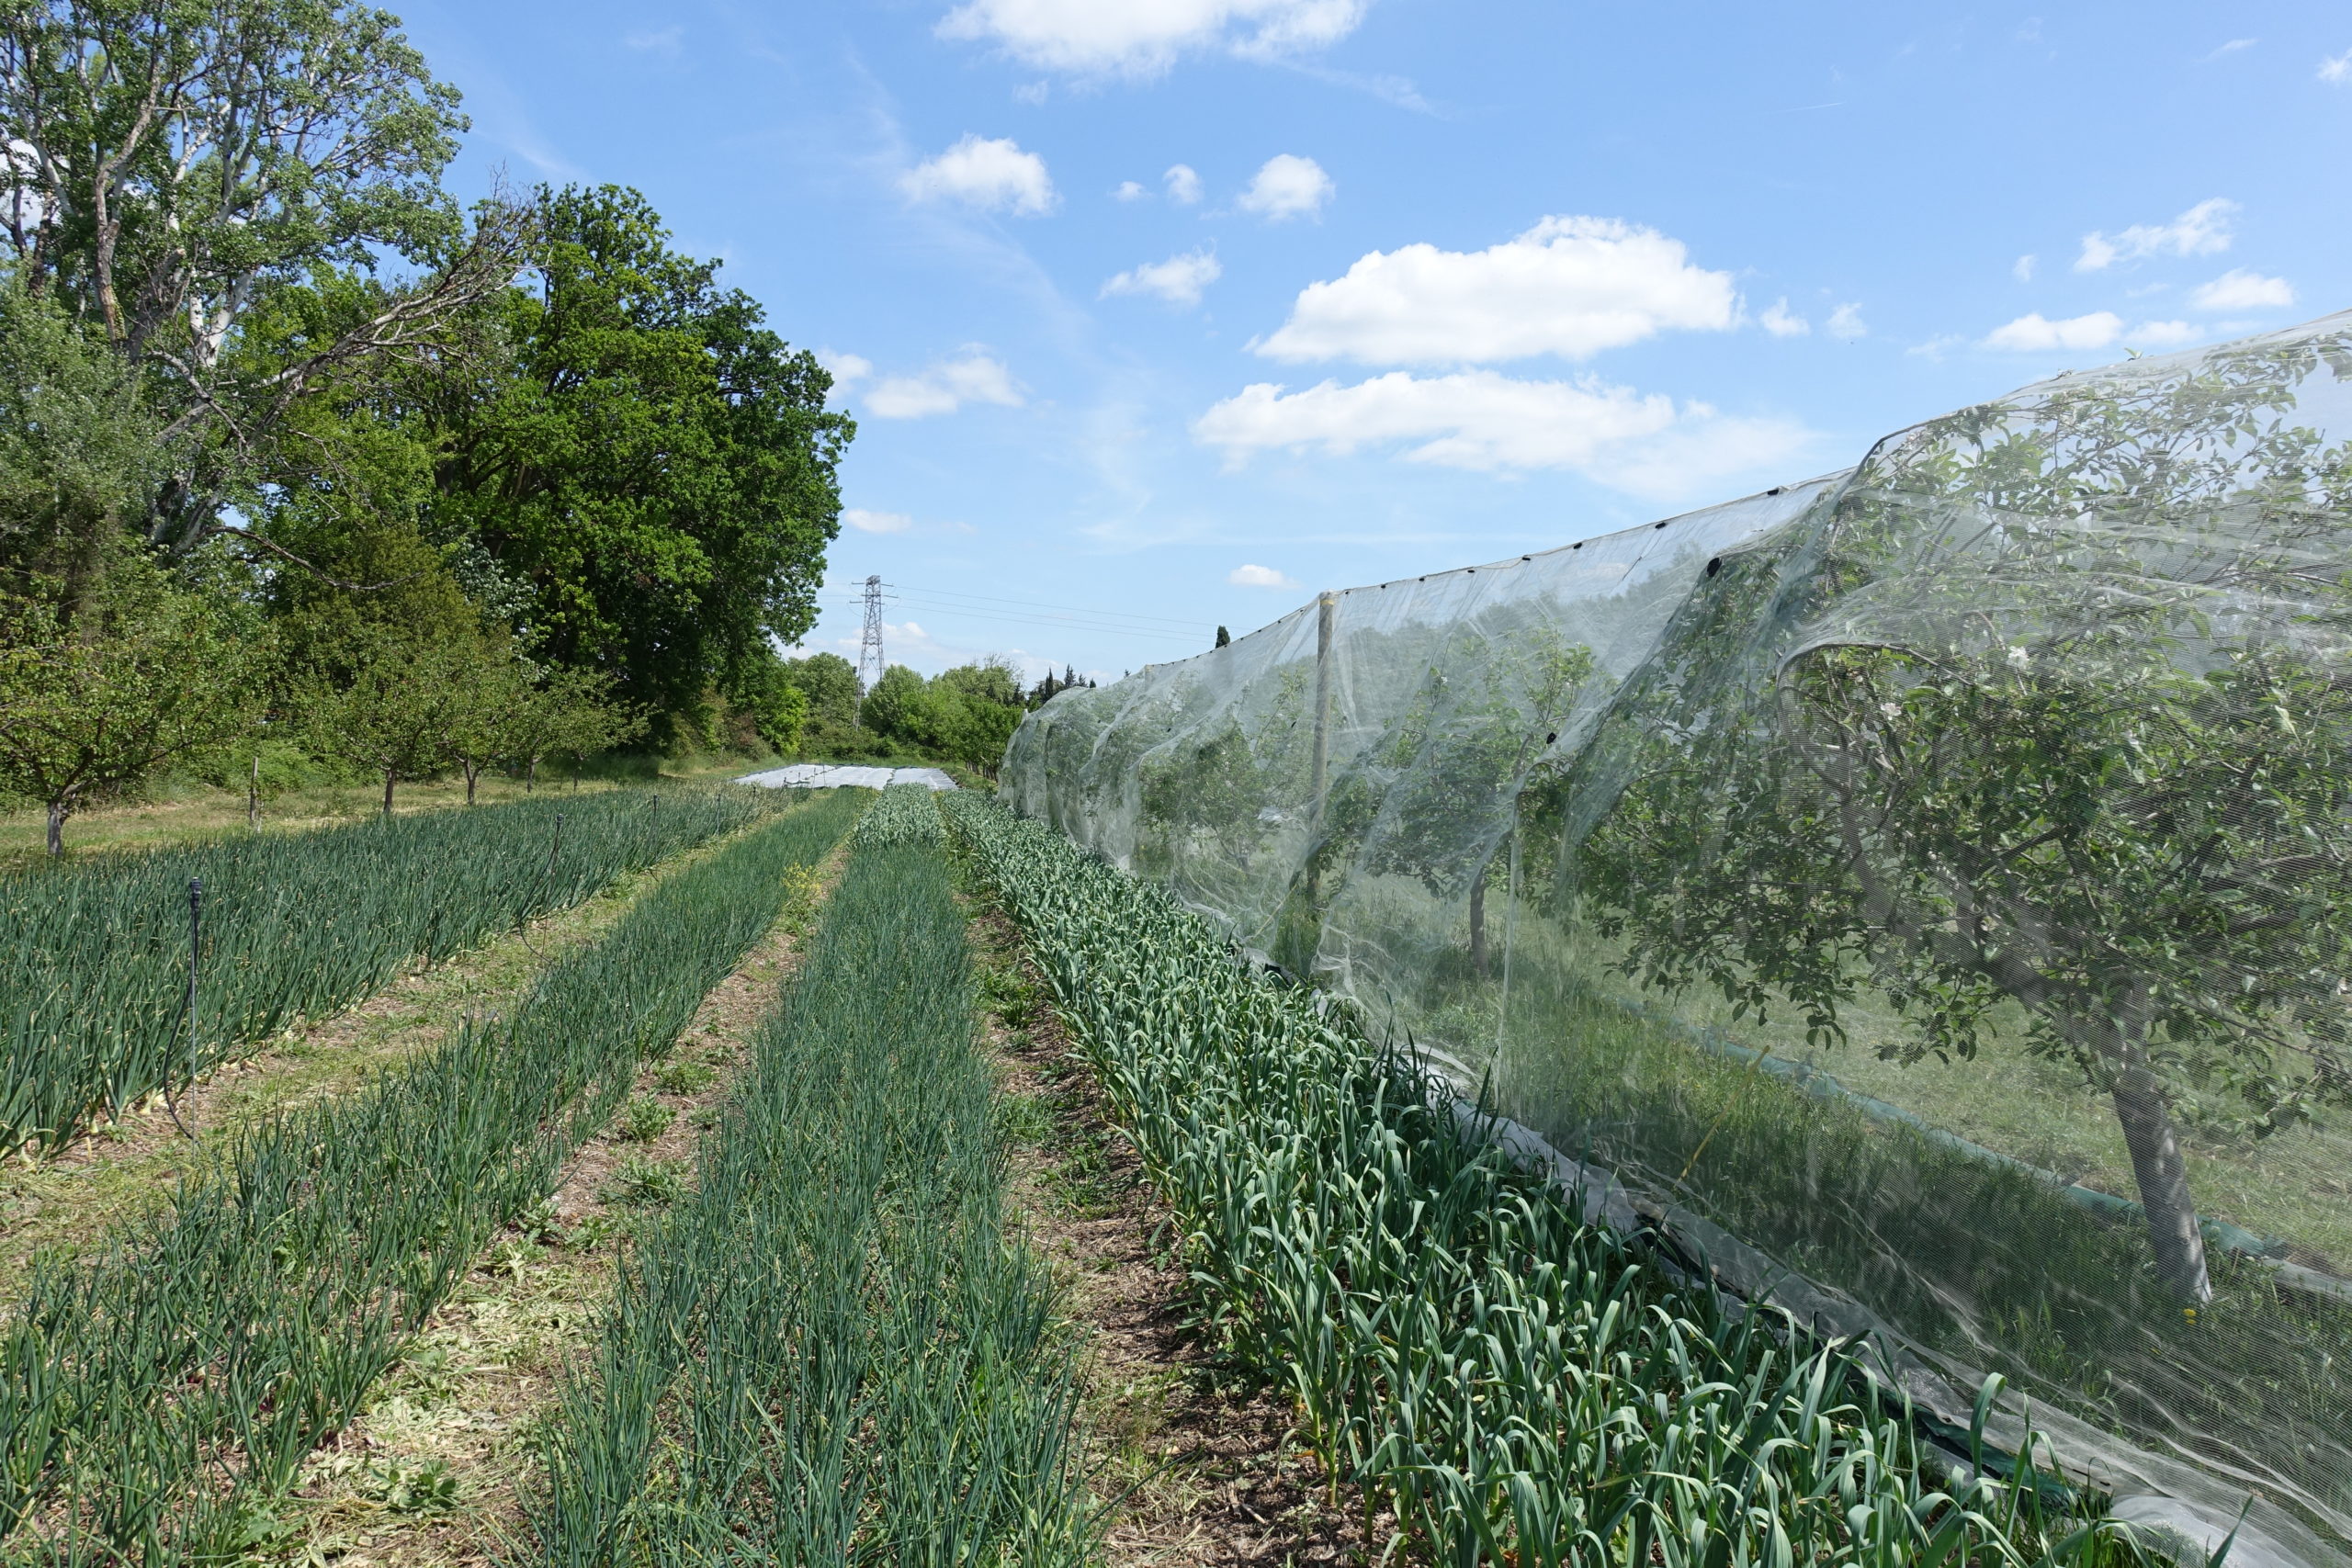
818,351,873,400
844,509,913,534
1759,299,1809,337
862,353,1024,418
1193,370,1813,501
2207,37,2256,57
1235,153,1333,220
1113,179,1147,201
1228,563,1298,588
1979,312,2207,353
1826,303,1866,340
624,25,683,54
1101,248,1223,306
1164,164,1203,204
1253,216,1738,367
937,0,1369,77
2188,268,2296,310
2013,254,2036,282
2075,197,2234,271
2318,49,2350,83
899,134,1057,216
1984,311,2125,351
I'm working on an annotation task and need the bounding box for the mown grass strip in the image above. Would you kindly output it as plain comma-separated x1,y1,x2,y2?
527,787,1091,1566
2,787,778,1156
0,791,865,1565
944,794,2154,1568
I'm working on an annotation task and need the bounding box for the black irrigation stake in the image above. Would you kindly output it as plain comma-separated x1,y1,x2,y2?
162,878,201,1138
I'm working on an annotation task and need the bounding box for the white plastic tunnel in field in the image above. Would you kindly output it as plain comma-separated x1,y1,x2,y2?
1002,313,2352,1568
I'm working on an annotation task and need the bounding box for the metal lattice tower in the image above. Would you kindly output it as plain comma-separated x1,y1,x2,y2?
856,575,886,692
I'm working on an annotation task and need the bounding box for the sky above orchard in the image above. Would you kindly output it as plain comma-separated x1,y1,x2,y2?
397,0,2352,682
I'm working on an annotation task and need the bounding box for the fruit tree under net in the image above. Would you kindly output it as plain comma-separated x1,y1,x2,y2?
1001,315,2352,1567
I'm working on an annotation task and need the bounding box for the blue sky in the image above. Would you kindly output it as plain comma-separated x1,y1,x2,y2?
394,0,2352,682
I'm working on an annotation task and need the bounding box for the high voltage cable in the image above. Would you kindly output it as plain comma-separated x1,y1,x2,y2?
822,581,1211,634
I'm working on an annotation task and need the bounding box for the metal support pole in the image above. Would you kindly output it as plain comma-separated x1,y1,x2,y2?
1309,591,1338,824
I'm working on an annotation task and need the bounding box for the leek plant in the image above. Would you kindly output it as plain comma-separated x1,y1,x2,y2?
0,791,865,1565
944,795,2153,1568
529,794,1087,1566
851,779,950,848
1,787,778,1155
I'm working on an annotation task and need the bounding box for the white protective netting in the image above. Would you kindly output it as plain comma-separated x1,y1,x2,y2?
1003,315,2352,1563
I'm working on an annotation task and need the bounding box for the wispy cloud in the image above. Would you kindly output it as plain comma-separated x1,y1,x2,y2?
2075,197,2234,271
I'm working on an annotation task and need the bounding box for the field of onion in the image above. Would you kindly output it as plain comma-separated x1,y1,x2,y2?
527,784,1086,1563
944,793,2159,1568
0,787,774,1156
0,791,864,1564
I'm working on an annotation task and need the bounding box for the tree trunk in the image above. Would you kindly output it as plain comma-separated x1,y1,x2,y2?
46,799,66,858
464,761,479,806
2052,997,2213,1303
526,757,537,793
382,771,396,816
248,755,260,829
2111,1057,2212,1303
1469,875,1488,979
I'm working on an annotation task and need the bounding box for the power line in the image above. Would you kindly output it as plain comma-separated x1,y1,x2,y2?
882,595,1207,646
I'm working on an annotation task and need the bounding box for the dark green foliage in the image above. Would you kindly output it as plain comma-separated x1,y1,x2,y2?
0,790,863,1562
0,785,763,1154
527,815,1084,1564
948,795,2152,1568
424,186,850,733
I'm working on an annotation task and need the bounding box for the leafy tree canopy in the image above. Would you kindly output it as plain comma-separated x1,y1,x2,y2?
422,185,850,735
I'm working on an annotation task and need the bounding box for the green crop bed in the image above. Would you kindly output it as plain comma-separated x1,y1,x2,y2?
528,787,1088,1565
0,790,864,1564
1,787,779,1156
944,795,2150,1568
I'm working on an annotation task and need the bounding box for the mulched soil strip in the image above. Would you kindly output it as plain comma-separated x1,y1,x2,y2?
966,901,1391,1567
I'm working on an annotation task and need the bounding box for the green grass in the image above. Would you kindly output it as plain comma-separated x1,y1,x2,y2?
1,784,782,1156
526,796,1089,1566
0,791,864,1564
948,794,2160,1568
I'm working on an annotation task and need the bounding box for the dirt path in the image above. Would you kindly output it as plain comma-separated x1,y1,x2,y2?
282,841,852,1568
964,903,1386,1567
0,831,763,1295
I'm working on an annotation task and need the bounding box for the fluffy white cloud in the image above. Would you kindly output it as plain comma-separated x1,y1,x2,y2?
2075,197,2234,271
1980,312,2201,353
2320,49,2351,84
1235,153,1333,220
1984,311,2125,351
1759,299,1809,337
2013,254,2036,282
1193,370,1812,501
937,0,1368,76
1826,303,1866,340
1101,248,1223,306
1228,563,1298,588
1113,179,1147,201
844,509,913,534
818,351,873,396
863,354,1024,418
899,135,1057,215
1164,164,1203,204
1253,217,1737,367
2189,268,2296,310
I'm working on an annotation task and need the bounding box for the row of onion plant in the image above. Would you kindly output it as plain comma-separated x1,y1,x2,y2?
0,791,865,1565
944,794,2155,1568
528,787,1090,1566
2,785,776,1156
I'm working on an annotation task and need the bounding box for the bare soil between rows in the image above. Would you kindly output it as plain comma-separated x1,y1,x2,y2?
967,903,1388,1566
